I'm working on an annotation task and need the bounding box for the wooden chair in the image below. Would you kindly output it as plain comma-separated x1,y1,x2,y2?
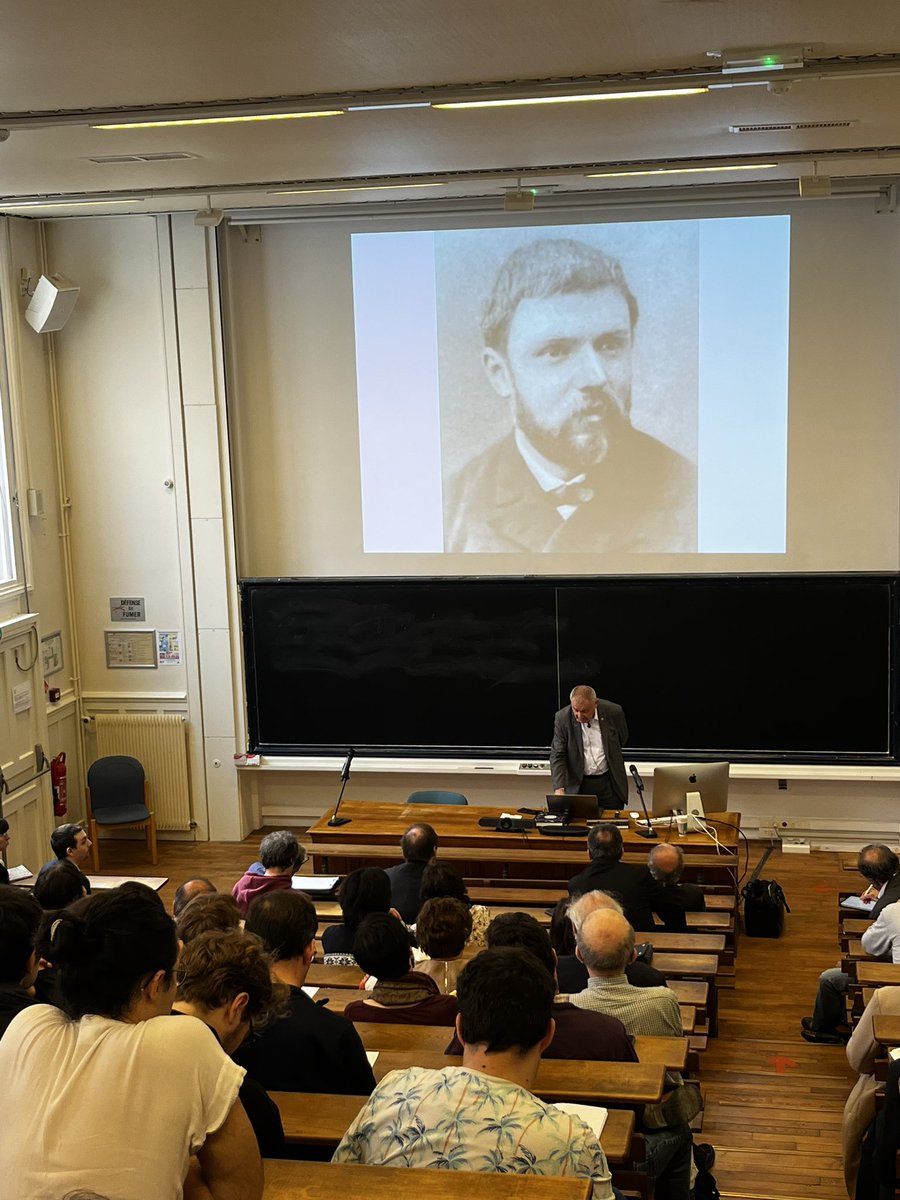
85,755,157,872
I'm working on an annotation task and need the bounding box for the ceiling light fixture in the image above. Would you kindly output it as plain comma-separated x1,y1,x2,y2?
586,163,779,179
0,197,144,209
270,181,445,195
93,111,343,129
434,87,707,110
346,102,432,112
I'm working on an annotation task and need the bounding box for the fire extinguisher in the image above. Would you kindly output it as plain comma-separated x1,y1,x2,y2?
51,752,67,817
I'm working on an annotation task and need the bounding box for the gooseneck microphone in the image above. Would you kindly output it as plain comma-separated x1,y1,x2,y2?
329,747,354,826
630,763,657,839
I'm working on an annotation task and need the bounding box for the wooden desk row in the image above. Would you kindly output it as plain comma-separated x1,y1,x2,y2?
306,802,740,890
264,1159,597,1200
307,986,700,1037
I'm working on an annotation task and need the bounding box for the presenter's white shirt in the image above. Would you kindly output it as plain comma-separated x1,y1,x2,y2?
0,1004,244,1200
581,711,608,778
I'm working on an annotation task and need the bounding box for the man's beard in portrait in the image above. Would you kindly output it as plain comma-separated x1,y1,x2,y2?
517,384,632,474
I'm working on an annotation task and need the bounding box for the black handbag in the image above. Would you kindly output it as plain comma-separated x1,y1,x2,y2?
741,877,790,937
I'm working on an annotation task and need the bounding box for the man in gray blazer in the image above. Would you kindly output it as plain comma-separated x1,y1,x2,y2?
550,684,629,808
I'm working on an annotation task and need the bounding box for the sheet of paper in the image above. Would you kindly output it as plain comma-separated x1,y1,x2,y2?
7,864,33,882
553,1102,608,1138
301,986,319,998
292,876,340,893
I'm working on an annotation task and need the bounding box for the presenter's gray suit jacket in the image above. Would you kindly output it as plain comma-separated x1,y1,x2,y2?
550,700,629,806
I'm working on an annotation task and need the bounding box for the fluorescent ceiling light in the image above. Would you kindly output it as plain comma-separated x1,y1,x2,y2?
347,102,432,112
270,182,445,195
93,111,343,129
0,198,144,209
586,163,779,178
434,87,707,110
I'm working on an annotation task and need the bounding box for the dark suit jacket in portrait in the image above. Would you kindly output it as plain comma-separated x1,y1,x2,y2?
385,859,428,924
567,858,670,933
550,699,629,805
442,426,696,554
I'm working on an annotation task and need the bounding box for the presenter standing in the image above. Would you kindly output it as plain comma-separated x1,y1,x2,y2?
551,684,628,807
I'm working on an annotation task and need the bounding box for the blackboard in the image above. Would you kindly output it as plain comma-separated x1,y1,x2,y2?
241,574,899,763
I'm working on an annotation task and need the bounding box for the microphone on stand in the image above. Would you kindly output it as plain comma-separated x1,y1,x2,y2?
329,748,354,826
630,764,657,839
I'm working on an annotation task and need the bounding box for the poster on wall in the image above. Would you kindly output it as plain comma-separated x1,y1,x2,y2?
104,630,157,668
156,630,182,666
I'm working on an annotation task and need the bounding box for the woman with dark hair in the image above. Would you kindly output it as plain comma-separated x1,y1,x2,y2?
31,859,89,1007
0,817,10,886
173,929,288,1158
322,867,397,966
413,897,472,994
0,882,262,1200
418,861,490,949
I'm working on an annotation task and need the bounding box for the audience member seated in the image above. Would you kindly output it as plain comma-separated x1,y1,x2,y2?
0,882,262,1200
567,823,676,932
343,912,458,1026
647,844,706,931
446,910,636,1063
552,893,668,993
0,817,10,885
176,893,242,944
385,822,438,922
841,984,900,1196
802,844,900,1044
333,945,619,1199
33,860,89,911
173,928,289,1157
565,907,694,1200
172,876,217,917
240,890,376,1095
0,885,41,1037
32,860,90,1005
232,830,305,916
39,823,92,893
411,897,472,993
418,861,489,949
322,867,396,966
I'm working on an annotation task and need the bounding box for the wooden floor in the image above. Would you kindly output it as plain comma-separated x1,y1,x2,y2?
97,835,855,1200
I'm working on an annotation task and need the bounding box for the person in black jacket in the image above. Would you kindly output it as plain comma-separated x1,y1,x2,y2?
385,823,438,923
239,890,376,1096
568,823,677,932
647,844,706,933
0,819,10,886
0,885,41,1038
172,928,288,1158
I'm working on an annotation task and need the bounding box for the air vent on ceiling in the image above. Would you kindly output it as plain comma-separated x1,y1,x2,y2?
729,120,858,133
86,151,198,164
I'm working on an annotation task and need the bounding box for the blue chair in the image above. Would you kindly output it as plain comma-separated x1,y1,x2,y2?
86,755,158,872
407,790,468,806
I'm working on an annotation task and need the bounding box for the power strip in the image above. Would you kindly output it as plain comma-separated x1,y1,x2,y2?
781,840,811,854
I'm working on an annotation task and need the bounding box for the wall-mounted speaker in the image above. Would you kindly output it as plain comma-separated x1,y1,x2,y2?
25,273,80,333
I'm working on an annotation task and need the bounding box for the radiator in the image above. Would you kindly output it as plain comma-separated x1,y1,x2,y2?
94,713,192,831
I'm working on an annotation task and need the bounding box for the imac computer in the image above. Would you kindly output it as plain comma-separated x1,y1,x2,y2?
651,762,730,822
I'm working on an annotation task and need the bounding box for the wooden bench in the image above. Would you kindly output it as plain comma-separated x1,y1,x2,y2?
304,985,697,1035
263,1158,596,1199
352,1021,689,1072
368,1050,665,1106
270,1094,636,1165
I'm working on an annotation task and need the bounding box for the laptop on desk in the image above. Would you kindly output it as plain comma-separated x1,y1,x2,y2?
544,794,601,823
